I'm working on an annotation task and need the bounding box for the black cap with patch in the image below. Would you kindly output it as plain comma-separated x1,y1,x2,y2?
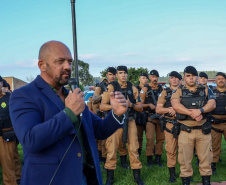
169,71,182,80
216,72,226,79
107,67,116,75
184,66,198,76
199,72,208,79
140,73,148,78
150,69,159,77
117,66,128,74
0,76,3,82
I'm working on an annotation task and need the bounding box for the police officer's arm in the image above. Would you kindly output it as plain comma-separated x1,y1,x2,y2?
140,86,155,110
100,85,113,111
127,86,143,112
156,90,176,116
92,87,102,104
171,89,192,116
189,88,216,119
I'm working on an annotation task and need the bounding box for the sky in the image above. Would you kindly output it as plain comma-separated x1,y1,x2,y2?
1,0,226,82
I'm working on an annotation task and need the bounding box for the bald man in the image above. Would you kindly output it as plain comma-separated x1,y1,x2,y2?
9,41,127,185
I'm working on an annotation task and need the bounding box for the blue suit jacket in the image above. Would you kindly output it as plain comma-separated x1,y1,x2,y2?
9,75,123,185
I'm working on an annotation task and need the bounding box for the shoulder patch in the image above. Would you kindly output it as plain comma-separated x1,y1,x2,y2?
172,89,177,93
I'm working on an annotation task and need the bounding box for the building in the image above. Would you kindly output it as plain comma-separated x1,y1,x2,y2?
3,76,28,91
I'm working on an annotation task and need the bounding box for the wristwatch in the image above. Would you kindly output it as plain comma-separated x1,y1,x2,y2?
200,108,204,113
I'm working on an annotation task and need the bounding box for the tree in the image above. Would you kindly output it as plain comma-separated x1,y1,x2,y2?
72,60,94,86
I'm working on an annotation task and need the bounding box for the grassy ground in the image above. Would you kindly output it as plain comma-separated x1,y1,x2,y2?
0,138,225,185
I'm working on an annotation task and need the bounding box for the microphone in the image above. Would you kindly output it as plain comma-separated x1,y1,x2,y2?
68,78,78,92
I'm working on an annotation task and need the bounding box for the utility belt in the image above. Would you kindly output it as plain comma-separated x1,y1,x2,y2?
176,113,206,121
211,127,223,133
163,118,180,139
180,121,211,135
0,127,17,142
210,116,226,124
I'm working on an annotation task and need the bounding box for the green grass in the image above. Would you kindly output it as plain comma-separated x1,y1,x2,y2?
100,137,226,185
1,139,225,185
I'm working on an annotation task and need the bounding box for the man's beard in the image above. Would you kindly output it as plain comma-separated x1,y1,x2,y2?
54,70,71,86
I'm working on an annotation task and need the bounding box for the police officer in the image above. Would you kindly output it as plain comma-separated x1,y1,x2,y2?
96,67,129,168
101,66,144,185
140,69,165,167
210,72,226,174
135,73,148,156
198,72,208,87
0,76,20,185
171,66,216,185
156,71,182,183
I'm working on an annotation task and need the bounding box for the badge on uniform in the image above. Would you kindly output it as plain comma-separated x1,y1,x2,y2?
128,90,132,95
172,89,177,93
1,102,6,108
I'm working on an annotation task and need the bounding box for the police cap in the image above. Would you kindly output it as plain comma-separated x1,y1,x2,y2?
199,72,208,79
117,66,128,74
169,71,182,80
0,76,3,82
184,66,198,76
107,67,116,75
216,72,226,79
150,70,159,77
140,73,148,78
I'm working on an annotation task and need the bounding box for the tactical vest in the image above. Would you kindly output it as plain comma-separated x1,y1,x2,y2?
144,84,162,105
178,85,207,120
0,93,12,129
164,87,173,117
212,89,226,115
110,81,135,115
135,85,142,92
98,80,108,94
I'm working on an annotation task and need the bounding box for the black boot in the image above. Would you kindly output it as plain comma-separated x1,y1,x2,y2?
105,170,114,185
211,163,216,174
147,156,153,167
133,169,144,185
155,155,163,167
181,177,190,185
202,176,211,185
168,167,176,183
138,148,142,156
120,155,130,169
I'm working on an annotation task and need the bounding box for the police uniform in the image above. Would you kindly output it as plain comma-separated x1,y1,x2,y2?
157,71,182,183
102,66,143,185
140,70,165,167
171,66,215,185
0,92,20,185
210,72,226,174
135,73,149,156
93,68,128,165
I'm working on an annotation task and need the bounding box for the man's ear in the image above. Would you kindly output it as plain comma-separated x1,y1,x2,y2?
38,60,46,72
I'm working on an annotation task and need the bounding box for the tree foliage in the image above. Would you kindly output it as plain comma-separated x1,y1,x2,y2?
72,60,94,86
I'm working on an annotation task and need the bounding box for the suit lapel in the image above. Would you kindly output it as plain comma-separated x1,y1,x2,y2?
34,75,65,111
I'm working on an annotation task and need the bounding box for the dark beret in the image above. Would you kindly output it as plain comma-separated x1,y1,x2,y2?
184,66,198,76
0,76,3,82
117,66,128,74
216,72,226,79
150,70,159,77
199,72,208,79
107,67,116,75
140,73,148,78
169,71,182,80
3,79,8,87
